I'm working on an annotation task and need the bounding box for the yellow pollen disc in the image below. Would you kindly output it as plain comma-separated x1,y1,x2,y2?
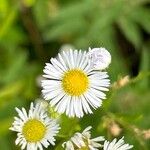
78,146,89,150
78,139,89,150
62,69,89,96
22,119,46,142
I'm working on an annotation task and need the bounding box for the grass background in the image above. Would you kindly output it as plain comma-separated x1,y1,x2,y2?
0,0,150,149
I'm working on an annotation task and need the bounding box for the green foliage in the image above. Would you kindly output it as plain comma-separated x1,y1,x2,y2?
0,0,150,149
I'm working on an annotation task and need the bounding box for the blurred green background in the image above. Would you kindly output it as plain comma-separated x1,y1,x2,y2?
0,0,150,149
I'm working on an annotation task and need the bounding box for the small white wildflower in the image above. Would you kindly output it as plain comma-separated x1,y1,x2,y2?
41,49,110,118
62,126,105,150
10,102,60,150
103,137,133,150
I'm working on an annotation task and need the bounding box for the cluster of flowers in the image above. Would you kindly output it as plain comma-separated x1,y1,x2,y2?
63,126,133,150
10,48,133,150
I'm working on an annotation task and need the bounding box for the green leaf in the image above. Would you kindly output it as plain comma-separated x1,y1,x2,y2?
88,1,123,37
2,51,27,84
0,7,17,39
130,7,150,33
118,17,142,49
44,17,87,40
51,0,92,22
0,81,23,101
137,45,150,90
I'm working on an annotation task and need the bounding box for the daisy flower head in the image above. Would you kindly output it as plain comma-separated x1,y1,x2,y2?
42,49,110,118
10,102,60,150
103,137,133,150
88,47,111,70
62,126,105,150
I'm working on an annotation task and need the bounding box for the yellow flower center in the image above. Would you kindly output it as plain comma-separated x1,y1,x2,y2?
62,69,89,96
73,139,89,150
78,146,89,150
78,139,89,150
22,119,46,142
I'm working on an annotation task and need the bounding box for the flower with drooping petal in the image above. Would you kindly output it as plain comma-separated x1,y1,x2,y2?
41,49,110,118
88,47,111,70
103,137,133,150
10,102,60,150
62,126,105,150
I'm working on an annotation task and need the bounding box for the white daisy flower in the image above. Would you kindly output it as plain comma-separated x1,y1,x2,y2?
10,102,60,150
62,126,105,150
103,137,133,150
41,49,110,118
88,47,111,70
